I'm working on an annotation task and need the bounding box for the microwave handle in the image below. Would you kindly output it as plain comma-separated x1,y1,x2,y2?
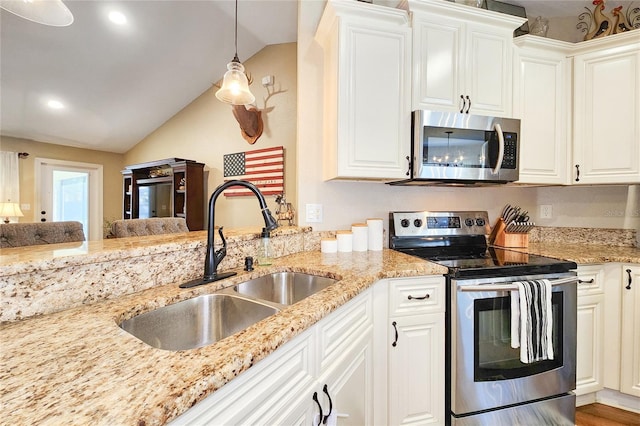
492,123,504,175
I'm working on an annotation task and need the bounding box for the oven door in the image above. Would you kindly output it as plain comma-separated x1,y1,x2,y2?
450,273,577,416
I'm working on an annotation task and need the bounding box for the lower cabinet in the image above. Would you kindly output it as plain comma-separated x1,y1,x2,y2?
170,286,374,425
576,263,640,410
170,275,446,425
620,265,640,397
575,265,606,395
376,276,446,425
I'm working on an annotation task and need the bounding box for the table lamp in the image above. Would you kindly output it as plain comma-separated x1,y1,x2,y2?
0,202,24,224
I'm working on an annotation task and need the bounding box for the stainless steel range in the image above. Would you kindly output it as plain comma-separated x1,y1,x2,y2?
390,211,578,426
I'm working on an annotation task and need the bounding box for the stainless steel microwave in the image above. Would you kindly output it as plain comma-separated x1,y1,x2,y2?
390,110,521,185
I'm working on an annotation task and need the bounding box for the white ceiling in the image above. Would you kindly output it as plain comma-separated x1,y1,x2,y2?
0,0,298,153
0,0,628,154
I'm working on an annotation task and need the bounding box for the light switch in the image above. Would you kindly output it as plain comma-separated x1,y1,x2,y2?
20,203,30,211
305,204,323,223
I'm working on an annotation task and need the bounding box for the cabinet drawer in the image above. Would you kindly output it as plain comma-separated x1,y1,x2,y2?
389,276,445,316
577,265,605,295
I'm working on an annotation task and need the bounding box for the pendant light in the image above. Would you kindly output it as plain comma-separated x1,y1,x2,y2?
215,0,255,105
0,0,73,27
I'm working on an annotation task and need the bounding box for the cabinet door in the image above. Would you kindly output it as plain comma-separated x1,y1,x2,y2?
308,287,375,424
317,1,411,180
576,294,605,395
412,17,463,111
620,265,640,397
388,313,445,425
573,40,640,184
575,265,606,396
514,40,571,184
464,23,514,116
316,335,374,426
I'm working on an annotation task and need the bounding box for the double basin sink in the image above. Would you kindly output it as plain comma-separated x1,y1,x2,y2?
120,272,337,351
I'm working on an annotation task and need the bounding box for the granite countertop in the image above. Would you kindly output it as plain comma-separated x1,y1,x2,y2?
0,249,446,425
519,242,640,264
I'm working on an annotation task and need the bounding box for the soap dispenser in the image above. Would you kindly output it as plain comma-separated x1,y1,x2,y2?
256,227,272,266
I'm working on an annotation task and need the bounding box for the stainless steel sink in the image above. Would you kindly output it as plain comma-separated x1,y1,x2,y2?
233,272,337,305
120,294,279,351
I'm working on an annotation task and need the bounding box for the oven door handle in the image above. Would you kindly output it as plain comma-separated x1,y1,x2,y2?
491,123,504,175
458,276,577,292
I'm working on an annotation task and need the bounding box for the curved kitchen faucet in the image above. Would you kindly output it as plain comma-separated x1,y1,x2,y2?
180,179,278,288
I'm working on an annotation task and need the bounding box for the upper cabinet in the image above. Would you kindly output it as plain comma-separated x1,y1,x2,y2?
571,32,640,185
516,31,639,185
315,0,412,180
409,0,526,117
514,36,573,185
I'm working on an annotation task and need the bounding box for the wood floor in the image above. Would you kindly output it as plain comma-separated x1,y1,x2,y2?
576,403,640,426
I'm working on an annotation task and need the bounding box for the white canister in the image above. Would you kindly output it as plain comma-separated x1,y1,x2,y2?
351,223,368,252
366,218,383,251
321,238,338,253
336,230,353,252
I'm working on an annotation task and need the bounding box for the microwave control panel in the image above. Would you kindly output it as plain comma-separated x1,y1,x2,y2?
498,132,517,169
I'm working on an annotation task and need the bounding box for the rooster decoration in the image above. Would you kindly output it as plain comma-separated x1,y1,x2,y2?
578,0,640,40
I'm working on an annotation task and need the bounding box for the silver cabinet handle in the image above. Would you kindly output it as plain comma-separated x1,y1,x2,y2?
491,123,504,175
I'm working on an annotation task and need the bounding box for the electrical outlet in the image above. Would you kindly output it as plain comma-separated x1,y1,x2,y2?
540,204,553,219
305,204,323,223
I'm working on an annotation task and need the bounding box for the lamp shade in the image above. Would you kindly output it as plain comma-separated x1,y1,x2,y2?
0,202,24,222
0,0,74,26
215,61,255,105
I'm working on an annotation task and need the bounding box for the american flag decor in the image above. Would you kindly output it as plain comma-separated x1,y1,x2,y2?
223,146,284,197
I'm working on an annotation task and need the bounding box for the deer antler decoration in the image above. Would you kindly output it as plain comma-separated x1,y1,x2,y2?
215,75,287,144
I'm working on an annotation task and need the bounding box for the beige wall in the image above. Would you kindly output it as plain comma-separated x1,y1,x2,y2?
296,1,640,236
0,136,124,226
124,43,297,229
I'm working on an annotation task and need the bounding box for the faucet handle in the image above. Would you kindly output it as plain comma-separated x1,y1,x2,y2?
214,226,227,265
218,226,227,248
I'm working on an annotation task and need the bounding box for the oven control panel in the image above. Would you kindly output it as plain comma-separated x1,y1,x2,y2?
391,211,490,237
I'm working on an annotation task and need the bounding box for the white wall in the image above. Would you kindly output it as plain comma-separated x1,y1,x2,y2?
297,1,639,237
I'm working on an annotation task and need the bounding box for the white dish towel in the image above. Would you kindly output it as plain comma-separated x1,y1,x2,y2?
510,279,554,363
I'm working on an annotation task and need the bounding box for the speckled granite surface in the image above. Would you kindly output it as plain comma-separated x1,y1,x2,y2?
530,226,637,248
0,249,444,426
524,242,640,264
0,226,312,322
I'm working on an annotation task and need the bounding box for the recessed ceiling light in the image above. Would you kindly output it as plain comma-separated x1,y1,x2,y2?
47,100,65,109
108,10,127,25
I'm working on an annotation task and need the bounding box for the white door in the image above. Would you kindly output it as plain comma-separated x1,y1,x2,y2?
35,158,103,241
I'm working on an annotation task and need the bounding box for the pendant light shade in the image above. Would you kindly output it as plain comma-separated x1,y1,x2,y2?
215,58,255,105
0,0,74,27
215,0,255,106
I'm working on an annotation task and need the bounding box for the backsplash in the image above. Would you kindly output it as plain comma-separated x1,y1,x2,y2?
530,226,638,247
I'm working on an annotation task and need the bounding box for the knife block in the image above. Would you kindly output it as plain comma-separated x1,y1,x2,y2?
489,218,529,248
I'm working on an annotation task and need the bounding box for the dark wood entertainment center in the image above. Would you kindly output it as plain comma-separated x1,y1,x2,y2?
121,158,205,231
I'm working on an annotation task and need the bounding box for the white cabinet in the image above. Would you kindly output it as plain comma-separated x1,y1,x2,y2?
571,32,640,184
575,265,606,396
409,0,526,116
384,276,446,425
313,285,375,425
169,330,316,425
620,265,640,397
315,0,412,180
513,36,572,185
170,288,374,425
